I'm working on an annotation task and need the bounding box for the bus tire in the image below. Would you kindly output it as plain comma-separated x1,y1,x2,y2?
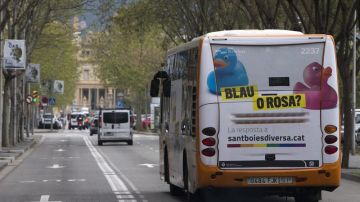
98,140,103,146
169,184,183,196
164,149,170,183
127,140,133,145
183,153,201,202
295,190,321,202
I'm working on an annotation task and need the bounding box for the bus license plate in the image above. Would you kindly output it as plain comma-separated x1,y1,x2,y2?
104,132,113,136
247,177,293,184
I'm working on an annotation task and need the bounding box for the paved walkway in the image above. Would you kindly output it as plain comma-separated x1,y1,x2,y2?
0,135,40,171
342,152,360,182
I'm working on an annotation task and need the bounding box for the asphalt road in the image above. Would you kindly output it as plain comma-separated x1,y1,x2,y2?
0,129,359,202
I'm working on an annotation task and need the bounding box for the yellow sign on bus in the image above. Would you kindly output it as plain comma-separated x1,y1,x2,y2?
254,94,306,110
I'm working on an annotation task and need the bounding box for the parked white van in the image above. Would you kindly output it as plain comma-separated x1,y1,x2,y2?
98,108,133,146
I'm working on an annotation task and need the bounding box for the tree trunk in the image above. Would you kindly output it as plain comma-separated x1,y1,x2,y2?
1,77,11,147
9,78,15,146
342,77,353,168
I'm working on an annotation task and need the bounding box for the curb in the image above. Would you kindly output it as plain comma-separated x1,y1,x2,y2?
0,162,6,171
0,137,38,172
342,172,360,183
135,131,159,136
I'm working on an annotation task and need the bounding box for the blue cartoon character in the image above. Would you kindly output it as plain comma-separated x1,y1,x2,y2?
207,48,249,94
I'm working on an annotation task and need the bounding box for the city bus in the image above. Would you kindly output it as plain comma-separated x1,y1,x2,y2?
150,30,341,202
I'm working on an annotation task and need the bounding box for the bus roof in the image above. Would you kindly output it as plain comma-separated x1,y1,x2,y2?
203,29,304,37
167,30,320,56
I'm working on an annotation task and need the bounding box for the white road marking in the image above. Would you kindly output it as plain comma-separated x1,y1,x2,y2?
117,195,134,199
118,200,137,202
83,136,137,201
97,144,142,195
47,164,64,169
138,164,158,168
30,195,62,202
54,149,65,152
20,179,86,183
20,180,36,183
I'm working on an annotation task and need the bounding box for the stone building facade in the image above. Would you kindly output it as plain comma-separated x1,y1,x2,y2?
71,17,118,112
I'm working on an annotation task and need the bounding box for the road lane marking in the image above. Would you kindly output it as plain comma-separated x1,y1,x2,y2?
54,149,65,152
47,164,64,169
96,143,142,195
83,136,137,201
30,195,61,202
138,164,158,168
20,179,86,183
20,180,36,183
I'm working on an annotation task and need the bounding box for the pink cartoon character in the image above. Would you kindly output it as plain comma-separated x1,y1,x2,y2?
294,62,337,110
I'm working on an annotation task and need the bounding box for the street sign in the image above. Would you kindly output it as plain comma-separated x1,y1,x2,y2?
48,97,56,105
26,95,33,104
40,80,52,93
3,39,26,69
26,64,40,83
41,96,48,106
53,80,64,94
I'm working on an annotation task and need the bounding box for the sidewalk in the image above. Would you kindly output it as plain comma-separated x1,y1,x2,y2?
342,152,360,182
0,136,40,171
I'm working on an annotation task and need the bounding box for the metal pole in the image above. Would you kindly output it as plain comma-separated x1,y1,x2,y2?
26,83,30,137
352,11,357,154
0,0,3,148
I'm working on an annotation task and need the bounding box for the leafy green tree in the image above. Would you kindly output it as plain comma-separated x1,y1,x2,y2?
149,0,360,168
30,21,79,107
91,0,168,128
1,0,93,146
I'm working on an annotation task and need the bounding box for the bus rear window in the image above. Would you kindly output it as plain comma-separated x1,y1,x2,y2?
210,43,324,91
103,112,128,124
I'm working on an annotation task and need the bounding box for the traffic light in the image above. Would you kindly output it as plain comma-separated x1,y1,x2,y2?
32,90,38,103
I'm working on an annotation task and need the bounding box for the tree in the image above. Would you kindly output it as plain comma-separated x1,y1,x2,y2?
1,0,94,147
149,0,360,168
30,21,79,107
91,0,168,129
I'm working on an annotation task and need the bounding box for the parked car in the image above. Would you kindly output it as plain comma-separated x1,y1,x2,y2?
89,117,99,136
38,113,62,129
356,129,360,145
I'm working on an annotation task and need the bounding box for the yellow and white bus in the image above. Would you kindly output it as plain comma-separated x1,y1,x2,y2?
150,30,341,202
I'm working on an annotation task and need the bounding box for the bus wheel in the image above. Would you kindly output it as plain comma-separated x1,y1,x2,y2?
164,150,170,183
295,191,321,202
183,155,201,202
169,184,183,196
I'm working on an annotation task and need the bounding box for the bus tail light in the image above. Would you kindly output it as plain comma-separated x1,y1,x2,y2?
324,135,338,144
99,117,102,128
201,148,215,157
324,145,338,154
202,127,216,136
324,125,337,134
202,138,216,146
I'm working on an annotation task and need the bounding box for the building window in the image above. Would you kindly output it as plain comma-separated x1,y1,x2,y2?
83,69,90,80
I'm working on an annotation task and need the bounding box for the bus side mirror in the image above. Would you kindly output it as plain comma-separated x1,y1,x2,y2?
150,79,160,97
163,79,171,97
